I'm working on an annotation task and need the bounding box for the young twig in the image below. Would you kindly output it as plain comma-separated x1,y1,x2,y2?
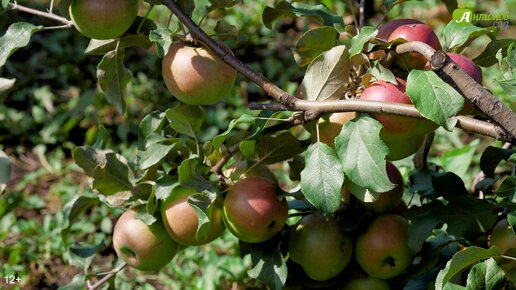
8,3,73,27
86,263,127,290
359,0,365,28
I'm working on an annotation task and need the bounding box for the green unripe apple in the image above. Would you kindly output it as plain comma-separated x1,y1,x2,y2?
113,208,179,271
304,112,356,148
359,162,404,213
288,213,353,281
70,0,138,40
162,42,237,105
488,218,516,285
161,187,225,246
355,214,414,279
223,176,288,243
343,276,391,290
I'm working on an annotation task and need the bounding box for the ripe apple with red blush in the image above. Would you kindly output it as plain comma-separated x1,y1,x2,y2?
360,78,436,160
222,176,288,243
388,23,442,70
377,19,423,41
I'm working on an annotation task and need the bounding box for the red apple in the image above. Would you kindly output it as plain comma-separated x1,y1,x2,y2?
223,177,288,243
377,19,423,41
360,78,435,160
388,23,442,70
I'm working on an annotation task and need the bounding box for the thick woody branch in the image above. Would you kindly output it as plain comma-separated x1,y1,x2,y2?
161,0,515,144
8,3,73,26
250,100,514,143
396,41,516,142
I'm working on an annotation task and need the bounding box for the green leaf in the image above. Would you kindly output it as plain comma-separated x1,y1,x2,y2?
262,1,343,29
0,150,10,193
441,139,479,178
213,20,237,40
92,125,112,149
364,61,396,84
406,70,464,130
293,26,338,67
446,196,498,238
247,244,287,290
0,77,15,93
138,111,165,149
507,42,516,67
138,143,174,170
92,153,134,196
405,203,447,253
432,171,469,198
349,26,378,57
149,28,176,58
177,0,195,17
465,258,506,290
1,0,11,9
508,211,516,234
335,114,394,193
0,22,43,67
435,246,500,290
165,104,205,139
498,78,516,97
57,273,86,290
255,132,304,165
206,0,240,11
300,143,344,216
494,176,516,198
212,114,255,149
60,195,100,247
155,175,180,200
480,146,516,178
473,39,515,67
68,241,104,271
300,45,350,101
441,0,458,14
178,156,213,191
72,146,108,176
85,35,152,56
188,192,222,242
97,49,132,114
442,20,497,51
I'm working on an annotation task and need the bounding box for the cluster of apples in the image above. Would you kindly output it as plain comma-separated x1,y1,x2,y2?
288,162,411,288
372,19,482,159
112,164,289,271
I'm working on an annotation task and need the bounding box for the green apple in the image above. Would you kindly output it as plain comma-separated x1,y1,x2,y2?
223,176,288,243
343,276,390,290
360,162,404,213
355,214,413,279
288,213,353,281
305,112,356,147
489,219,516,255
70,0,138,40
161,187,225,246
113,207,179,271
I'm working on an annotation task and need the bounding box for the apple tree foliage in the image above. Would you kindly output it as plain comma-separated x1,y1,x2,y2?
0,0,515,289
